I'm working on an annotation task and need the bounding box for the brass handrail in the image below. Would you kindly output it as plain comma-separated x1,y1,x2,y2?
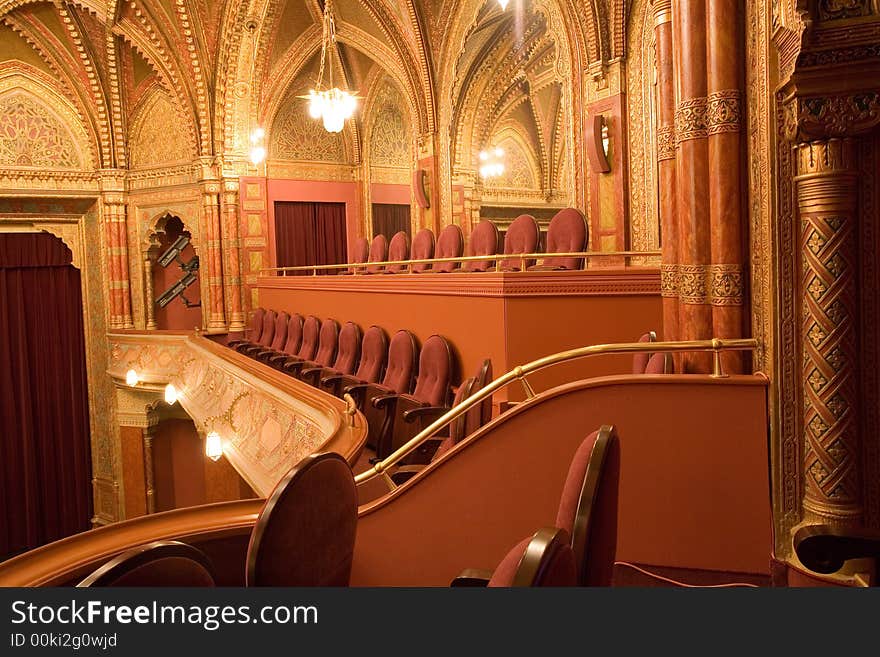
259,250,661,276
354,337,759,489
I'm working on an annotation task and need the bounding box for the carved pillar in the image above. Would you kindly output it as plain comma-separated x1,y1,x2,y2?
144,256,157,331
654,0,678,341
142,425,156,514
222,178,246,334
673,0,713,372
796,138,861,527
101,175,134,330
706,0,745,372
200,178,227,332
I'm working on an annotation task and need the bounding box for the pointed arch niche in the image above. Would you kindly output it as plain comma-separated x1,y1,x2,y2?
145,213,203,331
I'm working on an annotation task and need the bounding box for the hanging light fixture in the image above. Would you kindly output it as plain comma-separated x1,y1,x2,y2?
479,146,506,179
205,431,223,462
125,369,139,387
302,0,358,133
497,0,510,9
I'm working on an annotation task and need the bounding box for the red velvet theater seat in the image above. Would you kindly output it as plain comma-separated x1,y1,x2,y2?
528,208,589,271
285,318,339,379
461,220,499,272
301,321,362,387
632,331,674,374
410,228,435,273
257,312,303,364
238,309,277,356
272,314,319,370
372,334,454,459
252,311,289,361
342,236,370,275
432,224,464,273
384,231,410,274
228,307,265,349
364,234,388,274
77,540,216,587
321,325,388,397
499,214,540,271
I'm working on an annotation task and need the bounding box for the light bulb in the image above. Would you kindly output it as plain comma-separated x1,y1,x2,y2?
479,151,489,161
308,90,323,119
125,369,139,386
205,431,223,462
164,383,178,405
250,127,265,144
498,0,509,9
250,145,266,165
323,110,345,133
495,147,504,158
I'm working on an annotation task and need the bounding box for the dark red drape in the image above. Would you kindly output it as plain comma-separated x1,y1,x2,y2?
372,203,411,240
275,201,348,276
0,232,93,561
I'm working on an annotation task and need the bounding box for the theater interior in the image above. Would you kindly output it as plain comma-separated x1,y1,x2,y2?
0,0,878,588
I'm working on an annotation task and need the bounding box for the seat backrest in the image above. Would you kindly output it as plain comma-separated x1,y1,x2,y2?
410,334,454,406
298,315,320,360
269,311,289,351
474,358,493,426
248,308,265,342
354,326,387,382
314,318,339,367
258,309,277,346
487,528,577,587
555,425,621,586
347,237,370,274
366,234,388,274
381,330,418,393
246,453,358,586
410,228,435,272
77,540,216,587
462,220,499,272
632,331,657,374
501,214,540,270
283,313,304,355
434,224,464,273
385,231,410,273
332,322,362,374
433,376,478,461
542,208,588,270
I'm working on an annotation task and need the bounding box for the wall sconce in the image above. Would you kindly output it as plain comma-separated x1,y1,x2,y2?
164,383,179,405
125,369,139,387
205,431,223,462
249,127,266,165
586,114,611,174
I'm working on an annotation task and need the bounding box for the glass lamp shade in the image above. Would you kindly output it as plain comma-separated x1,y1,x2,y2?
125,369,139,386
164,383,178,405
205,431,223,462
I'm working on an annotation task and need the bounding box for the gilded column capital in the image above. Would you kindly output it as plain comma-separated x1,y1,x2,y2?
795,139,858,213
652,0,672,25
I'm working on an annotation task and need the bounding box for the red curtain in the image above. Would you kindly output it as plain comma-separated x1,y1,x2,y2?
275,201,348,275
0,232,93,561
372,203,411,240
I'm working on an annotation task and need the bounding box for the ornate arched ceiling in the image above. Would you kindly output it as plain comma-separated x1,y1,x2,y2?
0,0,616,175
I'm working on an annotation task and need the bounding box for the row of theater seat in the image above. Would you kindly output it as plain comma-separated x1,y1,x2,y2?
342,207,588,275
228,307,493,460
77,424,620,588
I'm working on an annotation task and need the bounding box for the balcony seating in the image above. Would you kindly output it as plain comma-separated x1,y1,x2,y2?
410,228,435,273
485,528,578,587
528,208,589,271
253,311,289,361
342,237,370,275
499,214,540,271
474,357,494,426
228,307,265,349
246,453,357,586
321,325,388,397
365,234,388,274
461,220,499,272
237,309,277,356
301,321,362,387
270,314,319,370
372,334,454,459
384,231,410,274
257,312,303,364
77,540,216,587
451,425,620,587
432,224,464,273
632,331,673,374
284,318,339,379
344,329,418,451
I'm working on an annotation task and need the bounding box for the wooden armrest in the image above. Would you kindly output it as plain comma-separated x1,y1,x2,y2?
450,569,493,587
301,366,332,386
267,353,291,364
402,405,448,424
371,393,400,410
795,525,880,575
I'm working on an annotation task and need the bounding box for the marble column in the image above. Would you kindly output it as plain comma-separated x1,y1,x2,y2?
200,179,227,332
144,256,157,331
221,178,246,334
796,138,861,527
102,191,134,330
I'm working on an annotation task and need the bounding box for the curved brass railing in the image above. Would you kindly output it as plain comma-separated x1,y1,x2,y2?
259,250,661,277
355,337,759,491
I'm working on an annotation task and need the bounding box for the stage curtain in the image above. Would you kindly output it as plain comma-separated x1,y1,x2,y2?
372,203,411,240
0,232,92,561
275,201,347,275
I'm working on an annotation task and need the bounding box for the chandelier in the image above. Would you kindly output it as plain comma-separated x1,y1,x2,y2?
497,0,510,9
304,0,357,133
479,146,506,179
